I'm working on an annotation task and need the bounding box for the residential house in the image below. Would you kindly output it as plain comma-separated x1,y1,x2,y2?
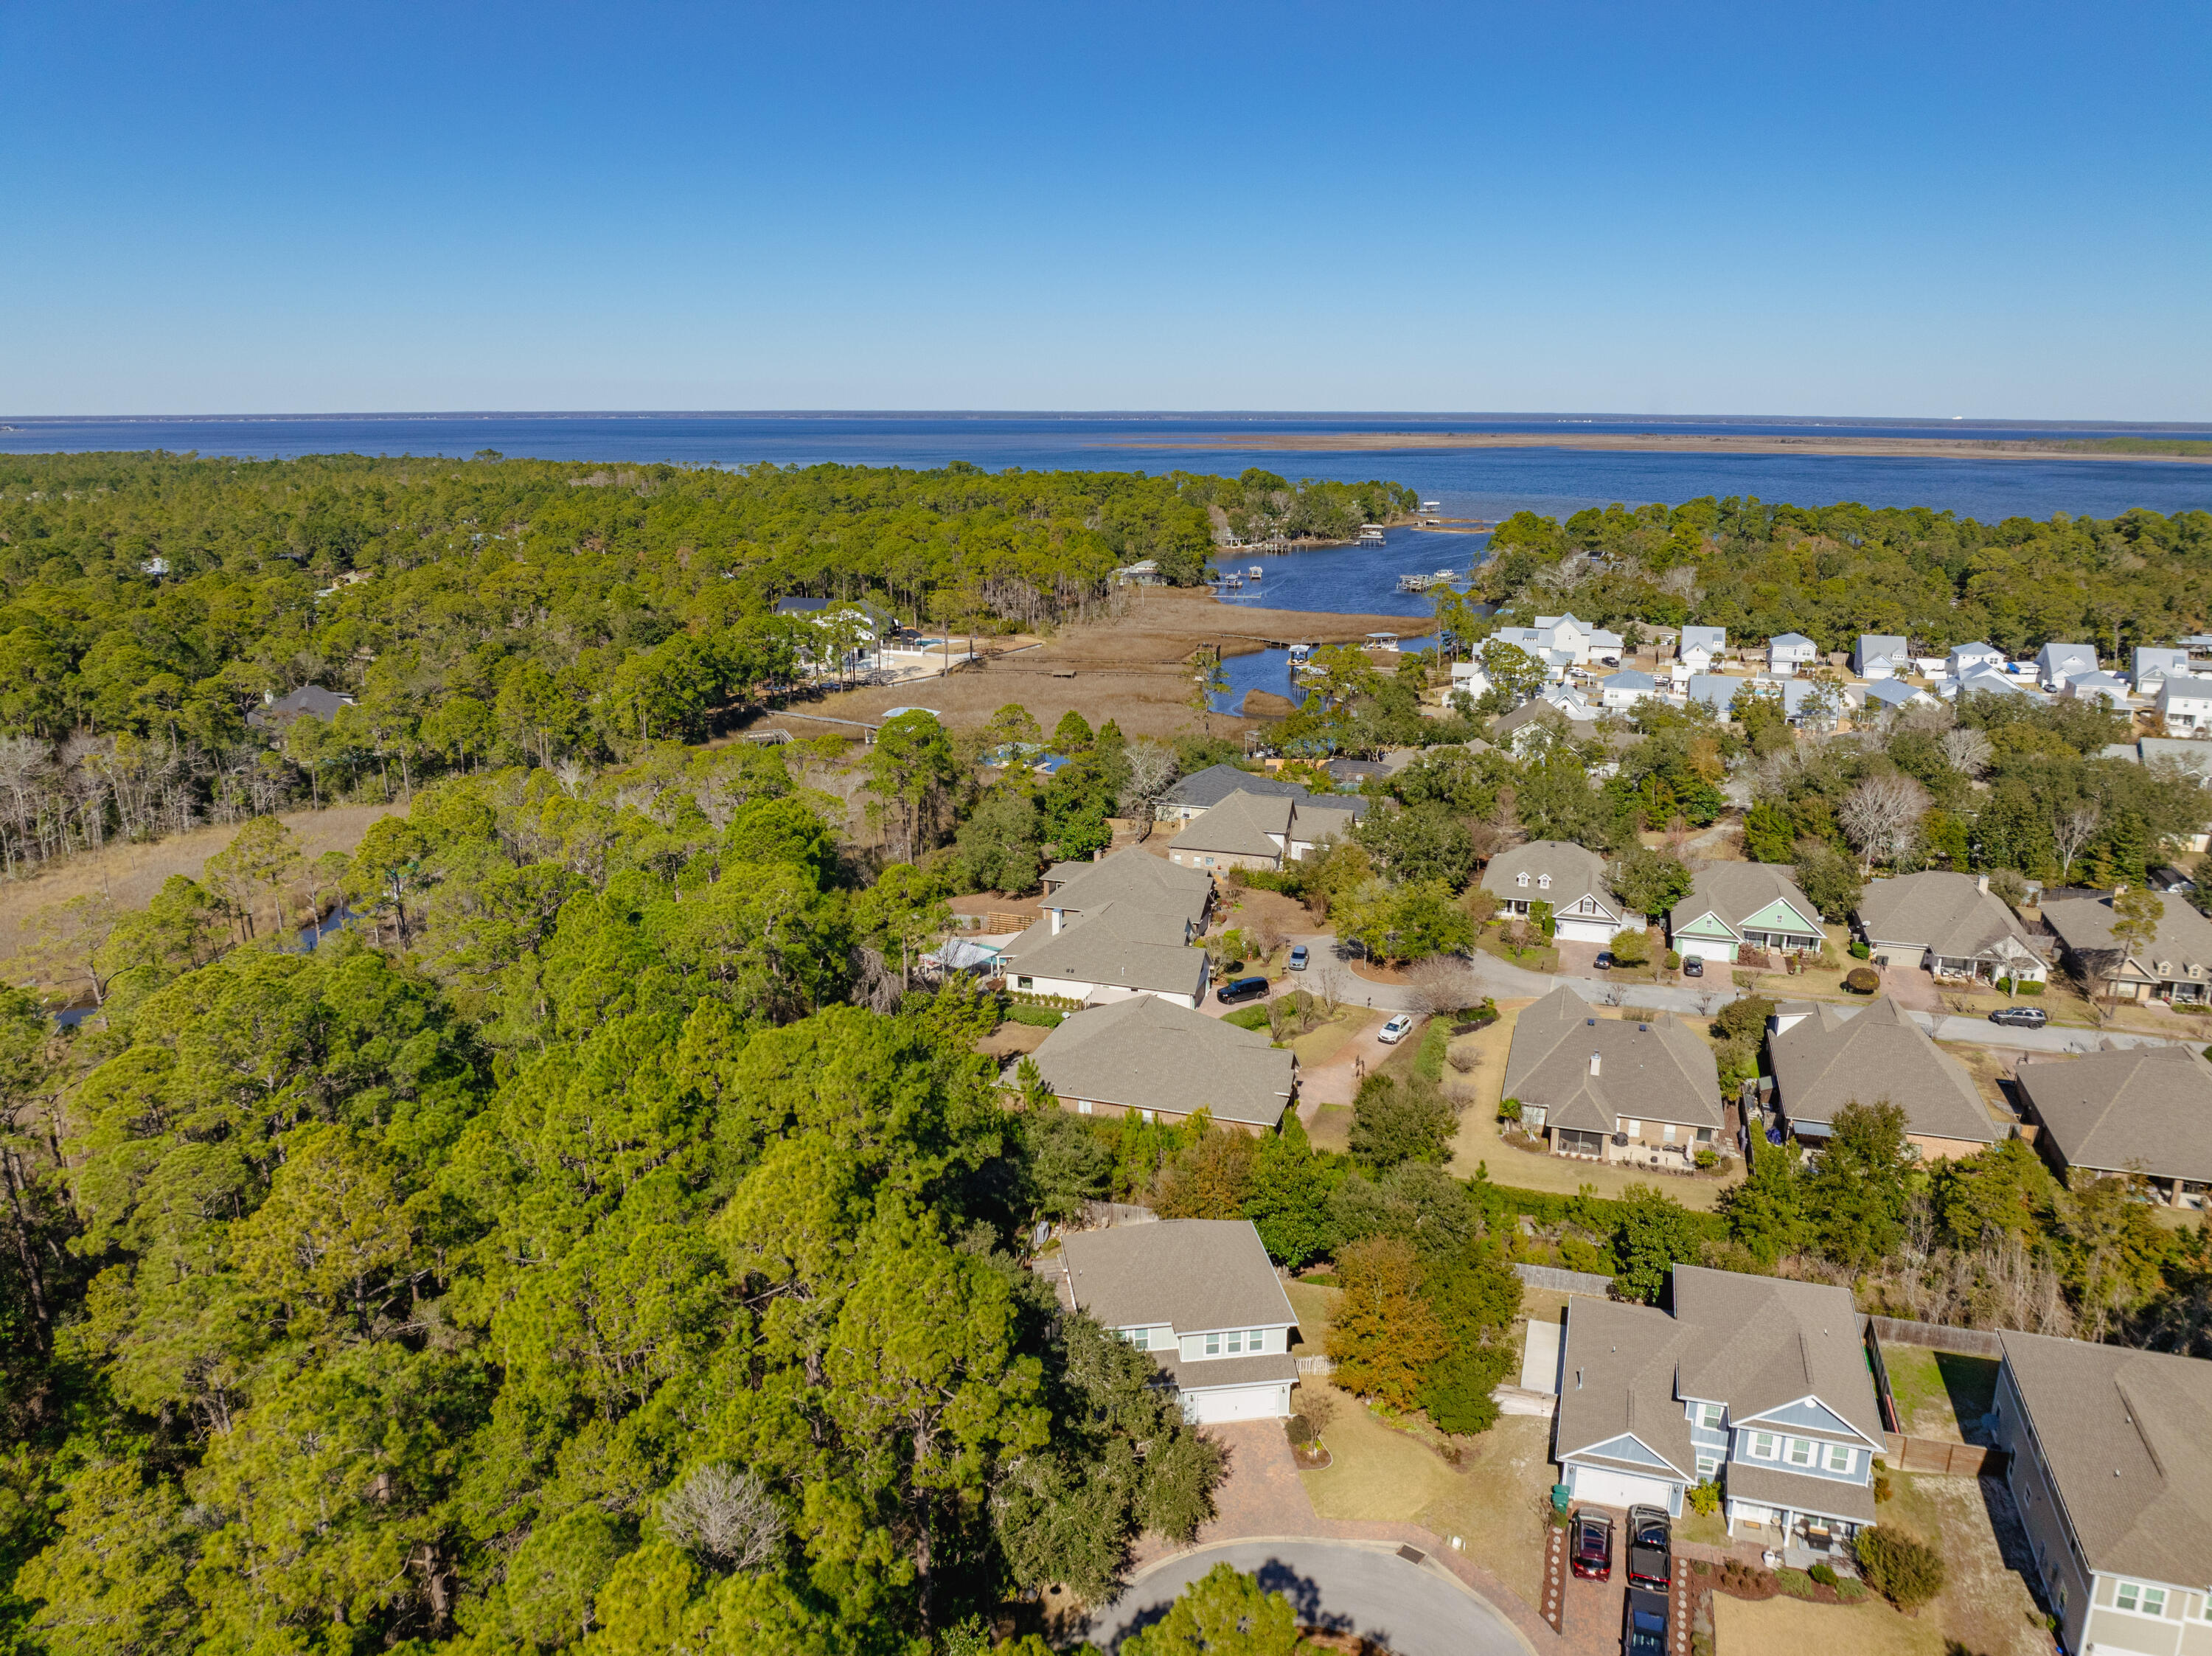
1057,1219,1300,1423
2014,1043,2212,1209
1947,641,2006,678
1491,701,1598,759
1767,997,2000,1159
1001,850,1215,1009
1040,848,1212,936
1954,665,2043,701
2158,677,2212,735
1531,613,1627,667
1855,870,2050,986
1554,1264,1882,1552
1166,790,1359,875
2126,740,2212,850
1599,668,1660,712
1499,988,1723,1162
1481,841,1627,943
1687,674,1749,716
1852,633,1910,680
2042,890,2212,1005
1325,757,1388,789
1154,763,1315,825
1028,995,1295,1133
1540,682,1597,720
1774,676,1843,729
2037,641,2101,691
1447,659,1492,702
2065,670,2134,709
2133,647,2192,694
1857,678,1933,717
1993,1331,2212,1656
1111,559,1166,585
1678,626,1726,672
246,683,356,729
1765,633,1819,676
1667,864,1826,965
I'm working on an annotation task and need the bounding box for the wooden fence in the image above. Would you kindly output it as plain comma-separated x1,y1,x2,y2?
1866,1315,2005,1358
1512,1262,1615,1296
1882,1435,2006,1476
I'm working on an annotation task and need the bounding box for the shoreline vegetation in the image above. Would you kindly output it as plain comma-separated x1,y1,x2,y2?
1105,431,2212,463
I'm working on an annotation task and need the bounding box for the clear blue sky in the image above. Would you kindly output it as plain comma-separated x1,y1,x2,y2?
4,1,2207,418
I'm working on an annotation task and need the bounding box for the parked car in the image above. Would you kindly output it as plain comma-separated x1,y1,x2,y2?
1217,975,1270,1006
1289,944,1310,971
1594,950,1615,970
1623,1587,1669,1656
1989,1005,2048,1029
1570,1509,1613,1581
1682,956,1703,978
1626,1505,1672,1590
1377,1012,1416,1044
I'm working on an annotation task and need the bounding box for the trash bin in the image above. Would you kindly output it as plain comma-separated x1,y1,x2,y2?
1551,1483,1572,1514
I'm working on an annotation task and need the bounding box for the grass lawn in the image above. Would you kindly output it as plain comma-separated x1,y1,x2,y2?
1675,1507,1728,1548
1413,1414,1558,1611
1298,1381,1465,1522
1285,1281,1338,1357
1287,1007,1377,1067
1881,1345,2000,1443
1474,930,1558,974
1307,1103,1354,1154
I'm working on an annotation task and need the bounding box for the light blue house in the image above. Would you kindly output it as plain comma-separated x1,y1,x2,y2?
1765,633,1819,675
1852,633,1910,679
1552,1265,1882,1553
1668,863,1826,964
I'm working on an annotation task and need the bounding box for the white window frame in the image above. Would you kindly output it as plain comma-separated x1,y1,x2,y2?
2115,1582,2167,1618
1825,1442,1853,1473
1225,1330,1242,1354
1537,873,1553,890
1127,1328,1148,1351
1248,1328,1263,1351
1786,1437,1815,1467
1699,1402,1724,1430
1748,1431,1778,1461
1516,872,1530,888
1205,1332,1220,1356
1695,1453,1719,1477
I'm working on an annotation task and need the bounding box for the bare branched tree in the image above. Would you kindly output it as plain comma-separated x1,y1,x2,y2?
658,1465,786,1573
1837,773,1931,873
1118,740,1179,818
1940,726,1994,776
2051,802,2102,880
1404,956,1478,1017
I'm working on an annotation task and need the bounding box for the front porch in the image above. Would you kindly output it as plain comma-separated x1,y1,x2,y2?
1723,1500,1865,1572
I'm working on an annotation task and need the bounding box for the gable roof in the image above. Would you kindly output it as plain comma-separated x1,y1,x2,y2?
2000,1331,2212,1588
1862,679,1924,709
1767,996,1997,1145
1604,669,1656,691
248,683,353,726
1041,848,1212,929
1060,1218,1297,1334
1171,790,1293,859
1030,995,1294,1128
1481,840,1615,911
1500,987,1722,1135
1857,871,2042,961
1855,633,1908,663
1159,763,1304,811
1680,626,1726,653
2043,891,2212,983
1769,633,1818,652
1669,863,1823,939
1686,674,1746,712
998,901,1208,995
2014,1043,2212,1183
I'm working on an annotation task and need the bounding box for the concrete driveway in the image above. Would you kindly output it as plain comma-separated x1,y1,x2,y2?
1085,1540,1532,1656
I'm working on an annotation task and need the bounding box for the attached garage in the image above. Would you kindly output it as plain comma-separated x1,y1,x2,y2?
1568,1463,1682,1514
1181,1381,1293,1424
1553,914,1617,944
1677,935,1736,964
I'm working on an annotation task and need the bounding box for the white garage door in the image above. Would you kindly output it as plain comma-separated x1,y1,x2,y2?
1679,937,1734,963
1183,1384,1289,1424
1570,1464,1677,1511
1555,916,1615,944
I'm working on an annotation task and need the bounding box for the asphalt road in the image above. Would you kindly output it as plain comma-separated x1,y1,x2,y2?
1084,1540,1531,1656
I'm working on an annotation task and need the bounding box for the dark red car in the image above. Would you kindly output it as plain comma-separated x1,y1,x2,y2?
1571,1509,1614,1580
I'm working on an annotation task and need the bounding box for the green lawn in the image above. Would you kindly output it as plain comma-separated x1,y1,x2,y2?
1307,1102,1354,1154
1475,931,1558,974
1881,1343,1999,1442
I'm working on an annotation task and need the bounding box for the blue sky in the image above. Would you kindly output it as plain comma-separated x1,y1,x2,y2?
4,1,2208,417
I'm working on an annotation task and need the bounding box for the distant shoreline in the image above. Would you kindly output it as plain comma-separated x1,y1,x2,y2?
1098,431,2212,464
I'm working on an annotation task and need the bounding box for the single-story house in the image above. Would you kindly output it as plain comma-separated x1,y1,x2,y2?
1994,1331,2212,1656
1500,987,1723,1163
1858,678,1933,715
1852,633,1910,680
1492,700,1597,758
1166,790,1359,875
1678,626,1726,672
2133,646,2191,693
2157,677,2212,735
2014,1043,2212,1208
2064,670,2134,709
1855,871,2049,985
997,902,1211,1009
1765,633,1819,675
1027,994,1295,1132
1948,641,2006,678
1481,840,1627,943
1554,1264,1882,1548
2037,641,2100,691
1599,668,1659,711
1767,996,2000,1159
1057,1218,1300,1424
1668,864,1826,964
2042,890,2212,1005
247,683,356,729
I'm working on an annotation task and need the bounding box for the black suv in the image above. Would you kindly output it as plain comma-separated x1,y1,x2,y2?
1624,1587,1669,1656
1216,975,1270,1006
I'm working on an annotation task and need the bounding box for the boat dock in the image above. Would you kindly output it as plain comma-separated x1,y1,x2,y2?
1396,568,1467,592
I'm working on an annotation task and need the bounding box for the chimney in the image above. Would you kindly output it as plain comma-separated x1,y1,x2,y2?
1590,1050,1601,1076
1048,908,1064,936
1978,873,1990,894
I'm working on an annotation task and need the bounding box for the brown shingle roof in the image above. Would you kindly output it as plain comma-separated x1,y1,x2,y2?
1857,871,2040,962
1501,987,1723,1137
1030,995,1294,1128
1768,996,1997,1147
2014,1043,2212,1183
2043,892,2212,986
1060,1219,1297,1335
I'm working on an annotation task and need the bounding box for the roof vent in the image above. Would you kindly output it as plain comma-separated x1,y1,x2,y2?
1590,1051,1601,1076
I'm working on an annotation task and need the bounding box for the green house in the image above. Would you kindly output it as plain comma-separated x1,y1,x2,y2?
1668,864,1825,964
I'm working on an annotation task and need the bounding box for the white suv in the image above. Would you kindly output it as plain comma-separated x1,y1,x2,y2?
1377,1013,1415,1044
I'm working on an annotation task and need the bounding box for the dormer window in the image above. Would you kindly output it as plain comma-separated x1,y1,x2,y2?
1537,874,1552,891
1516,872,1530,888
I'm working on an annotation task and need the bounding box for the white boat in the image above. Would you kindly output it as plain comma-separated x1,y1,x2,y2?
1247,565,1264,577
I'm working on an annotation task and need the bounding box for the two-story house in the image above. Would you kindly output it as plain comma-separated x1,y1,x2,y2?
1058,1218,1299,1424
1480,841,1625,944
2038,641,2101,691
1765,633,1819,676
1677,626,1726,674
1994,1331,2212,1656
1852,633,1910,680
1947,641,2006,680
1554,1265,1882,1557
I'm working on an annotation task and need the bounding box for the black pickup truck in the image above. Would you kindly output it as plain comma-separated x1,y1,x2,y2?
1624,1586,1669,1656
1626,1504,1672,1590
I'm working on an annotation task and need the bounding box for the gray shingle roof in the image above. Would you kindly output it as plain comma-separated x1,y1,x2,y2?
1857,871,2042,962
1060,1218,1297,1335
1171,790,1293,860
2014,1043,2212,1183
2044,892,2212,984
1722,1462,1877,1523
1481,840,1617,916
1999,1330,2212,1587
1767,996,1997,1146
1501,987,1722,1137
1040,848,1212,930
998,902,1209,997
1669,863,1823,939
1159,763,1305,811
1029,995,1293,1128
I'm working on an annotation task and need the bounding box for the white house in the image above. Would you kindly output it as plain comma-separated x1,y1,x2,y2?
1058,1219,1299,1424
1852,634,1910,680
1766,633,1820,675
1954,666,2042,702
2159,678,2212,734
1947,641,2005,678
1526,613,1626,667
1678,626,1726,672
2063,671,2133,709
2037,641,2100,690
2133,647,2191,694
1599,668,1659,711
1540,682,1596,720
1859,678,1933,717
1481,841,1624,944
1449,660,1492,700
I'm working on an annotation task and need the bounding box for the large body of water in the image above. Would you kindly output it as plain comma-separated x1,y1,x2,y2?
8,413,2208,622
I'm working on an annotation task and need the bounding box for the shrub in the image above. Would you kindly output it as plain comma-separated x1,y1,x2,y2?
1849,939,1871,959
1775,1568,1816,1599
1004,1003,1065,1028
1664,950,1682,971
1844,966,1882,995
1222,1003,1272,1031
1872,1472,1892,1503
1694,1147,1719,1169
2018,978,2045,995
1855,1527,1946,1611
1836,1577,1869,1603
1301,1270,1340,1287
1284,1414,1312,1446
1807,1562,1839,1589
1687,1479,1721,1515
1498,1096,1522,1122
